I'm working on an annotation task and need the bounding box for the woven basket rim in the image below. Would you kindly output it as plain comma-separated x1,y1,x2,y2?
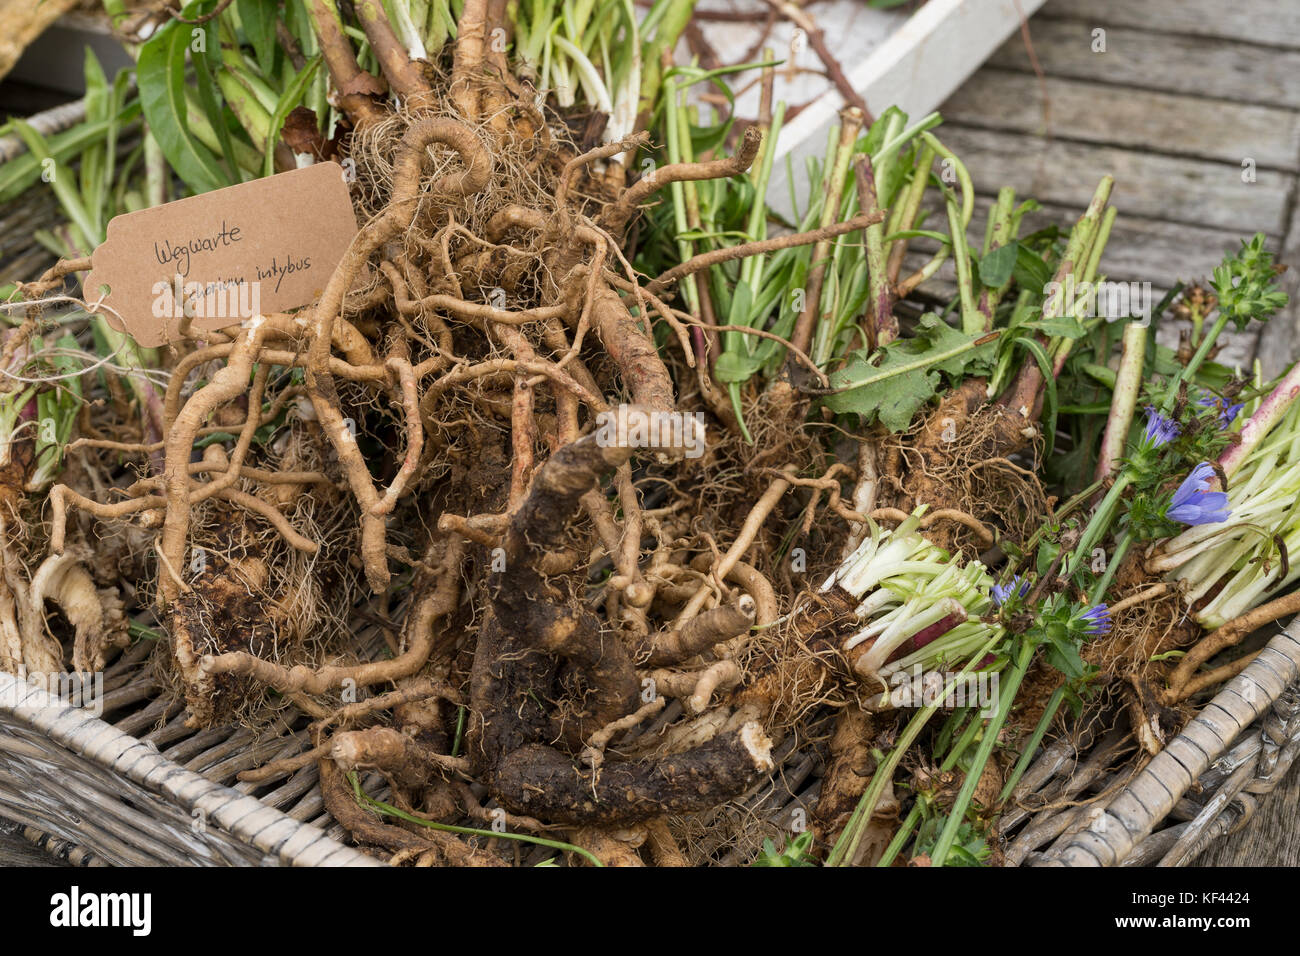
0,671,381,867
1034,616,1300,866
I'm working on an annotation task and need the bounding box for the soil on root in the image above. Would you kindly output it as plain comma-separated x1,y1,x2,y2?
881,379,1047,557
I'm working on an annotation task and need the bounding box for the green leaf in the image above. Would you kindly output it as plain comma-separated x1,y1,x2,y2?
0,104,140,204
713,350,762,384
978,240,1017,288
1012,243,1052,293
1024,312,1086,339
724,277,754,328
824,315,997,432
1081,362,1116,390
11,121,101,249
238,0,279,77
1044,635,1088,681
138,14,230,194
192,17,243,184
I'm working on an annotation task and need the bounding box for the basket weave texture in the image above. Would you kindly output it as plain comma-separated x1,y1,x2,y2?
0,669,379,867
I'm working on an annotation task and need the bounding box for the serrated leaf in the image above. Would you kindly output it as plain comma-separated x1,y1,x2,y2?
978,240,1018,288
824,315,996,431
826,357,940,432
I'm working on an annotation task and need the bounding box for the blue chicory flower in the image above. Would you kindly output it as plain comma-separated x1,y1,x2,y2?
1196,395,1244,429
1166,462,1231,526
1143,407,1180,447
991,576,1031,608
1078,604,1112,635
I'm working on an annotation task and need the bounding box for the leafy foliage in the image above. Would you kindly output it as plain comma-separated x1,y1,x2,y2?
751,831,816,867
1213,233,1289,329
913,814,990,867
824,315,996,431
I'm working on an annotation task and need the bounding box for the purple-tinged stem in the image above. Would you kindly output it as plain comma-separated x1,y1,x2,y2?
854,154,895,347
1220,360,1300,479
905,610,967,655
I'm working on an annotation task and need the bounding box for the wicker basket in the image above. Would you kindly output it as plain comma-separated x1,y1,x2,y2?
1012,619,1300,866
3,614,1298,866
0,646,379,867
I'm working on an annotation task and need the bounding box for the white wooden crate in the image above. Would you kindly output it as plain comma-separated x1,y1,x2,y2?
688,0,1048,215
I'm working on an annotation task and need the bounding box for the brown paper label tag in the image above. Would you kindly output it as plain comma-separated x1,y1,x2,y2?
85,162,358,347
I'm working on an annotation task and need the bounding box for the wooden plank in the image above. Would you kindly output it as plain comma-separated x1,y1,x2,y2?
942,70,1300,170
989,19,1300,110
1039,0,1300,51
912,194,1251,289
0,822,65,866
1197,758,1300,866
937,125,1292,235
1253,188,1300,380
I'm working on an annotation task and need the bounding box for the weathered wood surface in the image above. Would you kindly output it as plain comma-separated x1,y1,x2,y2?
936,126,1291,235
1254,189,1300,381
944,70,1300,170
1039,0,1300,50
1198,759,1300,866
989,19,1300,110
0,829,67,866
0,822,74,867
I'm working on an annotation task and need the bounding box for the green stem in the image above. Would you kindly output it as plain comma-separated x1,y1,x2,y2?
1090,532,1130,603
996,685,1064,804
929,639,1034,866
946,188,980,335
878,708,984,866
919,133,973,230
827,633,1001,866
1046,196,1115,376
881,143,932,266
1160,312,1230,413
637,0,695,116
1069,471,1133,576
